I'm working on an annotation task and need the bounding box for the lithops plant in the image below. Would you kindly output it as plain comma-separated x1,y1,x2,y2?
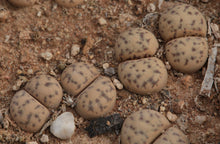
121,109,189,144
121,109,171,144
165,37,208,73
10,75,63,132
159,3,207,41
8,0,36,7
10,90,50,132
61,62,100,97
25,75,63,109
115,28,159,62
76,76,116,119
115,27,167,95
61,62,116,119
153,127,189,144
55,0,84,8
118,57,167,95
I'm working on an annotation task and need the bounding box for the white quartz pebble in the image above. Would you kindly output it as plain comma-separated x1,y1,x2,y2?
50,112,75,139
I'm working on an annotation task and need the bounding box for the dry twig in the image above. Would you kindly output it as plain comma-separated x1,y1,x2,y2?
199,46,217,97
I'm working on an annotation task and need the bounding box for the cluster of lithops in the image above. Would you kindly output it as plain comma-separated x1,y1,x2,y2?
8,0,36,7
115,28,168,95
159,3,208,73
61,62,116,119
10,75,63,132
121,109,189,144
55,0,84,7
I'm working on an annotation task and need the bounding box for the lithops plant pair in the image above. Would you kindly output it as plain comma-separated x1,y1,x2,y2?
10,75,63,132
121,109,189,144
159,3,208,73
61,62,116,119
115,28,168,95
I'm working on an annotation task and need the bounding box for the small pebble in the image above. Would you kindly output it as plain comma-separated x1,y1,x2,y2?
113,78,123,90
142,97,147,104
37,11,42,17
0,7,9,22
104,67,116,76
4,35,10,43
165,61,171,70
40,134,49,143
50,112,76,140
71,44,80,56
98,17,107,25
102,63,109,69
40,51,53,61
2,119,9,129
147,3,156,12
160,106,166,112
27,69,33,75
166,111,178,122
194,115,207,125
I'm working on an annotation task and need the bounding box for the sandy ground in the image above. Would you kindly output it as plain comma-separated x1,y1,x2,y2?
0,0,219,143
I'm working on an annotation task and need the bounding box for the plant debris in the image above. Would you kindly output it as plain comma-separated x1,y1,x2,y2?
85,114,124,138
200,46,218,97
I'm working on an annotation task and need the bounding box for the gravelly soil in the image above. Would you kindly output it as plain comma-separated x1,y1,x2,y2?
0,0,219,143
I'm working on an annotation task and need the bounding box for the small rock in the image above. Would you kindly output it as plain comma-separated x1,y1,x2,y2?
194,115,207,125
98,17,107,25
166,111,178,122
57,62,66,71
19,30,32,40
113,78,123,90
50,112,76,140
147,3,156,13
165,61,171,70
27,69,33,75
102,63,109,69
37,11,42,17
104,67,116,76
141,97,147,104
4,35,10,43
2,119,9,129
0,7,9,22
40,134,49,143
159,106,166,112
71,44,80,56
40,51,53,61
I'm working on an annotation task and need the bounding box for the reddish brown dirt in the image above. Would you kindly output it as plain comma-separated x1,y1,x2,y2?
0,0,219,144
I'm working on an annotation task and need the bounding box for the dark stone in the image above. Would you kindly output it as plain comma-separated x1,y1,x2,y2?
104,67,116,76
85,114,124,138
